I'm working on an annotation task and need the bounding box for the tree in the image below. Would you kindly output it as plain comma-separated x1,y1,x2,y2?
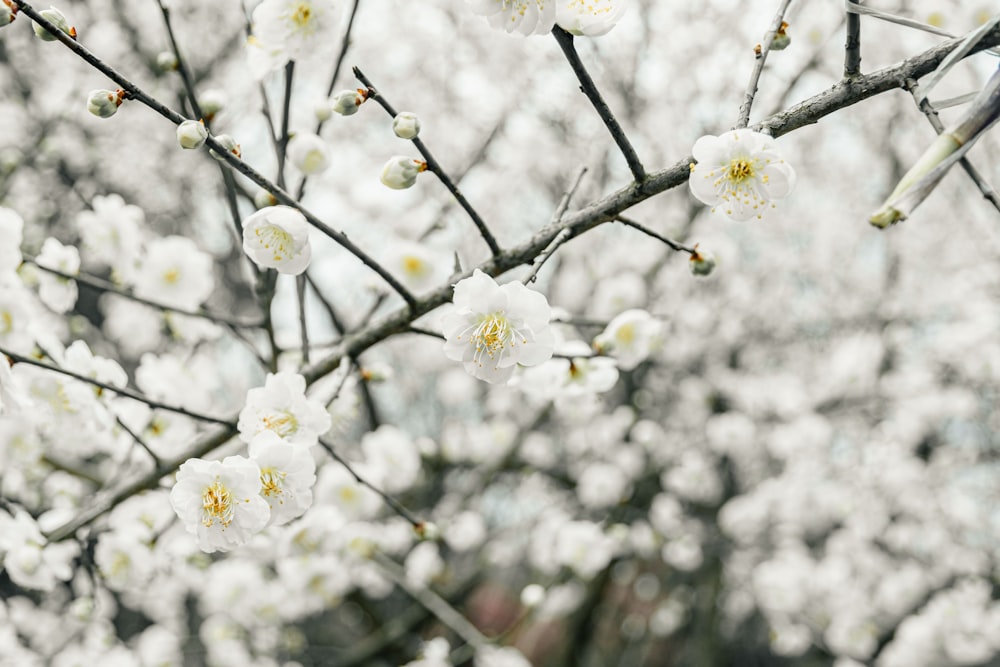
1,1,999,665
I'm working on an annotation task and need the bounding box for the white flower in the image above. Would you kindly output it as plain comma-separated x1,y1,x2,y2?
169,455,270,552
688,129,796,221
32,6,70,41
361,425,422,494
380,155,426,190
0,207,23,283
241,205,312,275
0,0,16,27
688,246,717,276
393,112,421,140
209,134,241,160
468,0,556,36
287,133,330,174
86,89,122,119
0,355,32,414
556,0,626,36
35,237,79,313
384,239,445,292
442,269,555,384
593,309,662,370
74,193,144,273
133,236,214,310
238,371,331,446
515,340,619,399
176,119,207,150
248,430,317,527
0,509,78,591
331,89,365,116
247,0,337,79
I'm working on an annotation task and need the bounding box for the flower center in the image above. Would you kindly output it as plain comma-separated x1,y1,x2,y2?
615,322,635,345
163,268,180,284
464,312,529,369
289,2,314,30
255,224,294,263
0,310,12,334
202,480,234,527
402,255,426,276
726,158,754,183
260,467,286,498
262,411,298,438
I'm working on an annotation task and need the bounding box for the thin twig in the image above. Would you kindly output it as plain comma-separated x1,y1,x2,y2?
905,78,1000,216
12,0,417,309
552,27,646,183
155,0,203,120
524,228,572,284
305,272,347,334
353,67,502,258
551,166,589,224
114,415,162,467
406,326,444,340
297,274,310,365
317,437,420,526
276,61,295,189
845,0,862,78
736,0,795,128
295,0,363,201
23,255,264,328
614,215,697,254
1,348,235,427
373,552,489,651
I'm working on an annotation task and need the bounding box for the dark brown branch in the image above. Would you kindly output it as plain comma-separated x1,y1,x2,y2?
353,66,502,258
845,0,862,78
552,26,646,183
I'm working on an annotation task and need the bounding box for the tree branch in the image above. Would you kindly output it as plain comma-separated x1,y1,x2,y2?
354,66,502,258
552,26,646,182
736,0,795,128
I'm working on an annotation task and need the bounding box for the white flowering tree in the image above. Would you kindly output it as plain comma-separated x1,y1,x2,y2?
1,1,1000,665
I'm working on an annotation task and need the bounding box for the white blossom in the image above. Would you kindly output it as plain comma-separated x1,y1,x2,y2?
132,236,214,310
468,0,556,36
556,0,625,36
176,120,208,150
593,309,662,371
241,205,312,275
238,371,331,446
286,133,330,175
247,0,338,78
392,112,421,139
380,155,426,190
688,129,796,221
35,237,79,313
248,429,317,526
169,455,270,552
442,269,555,384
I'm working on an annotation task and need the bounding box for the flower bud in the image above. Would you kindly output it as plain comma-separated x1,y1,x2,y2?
414,521,440,541
689,246,716,276
770,21,790,50
209,134,241,160
87,89,122,119
32,6,71,41
392,111,421,140
380,156,426,190
0,0,17,27
313,98,332,122
155,51,178,72
331,89,365,116
176,119,207,150
287,133,330,175
520,584,546,608
254,189,278,209
198,89,226,120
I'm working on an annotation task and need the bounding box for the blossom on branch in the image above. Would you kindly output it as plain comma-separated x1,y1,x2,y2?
247,0,338,79
169,456,270,553
248,430,317,527
238,371,331,446
555,0,626,36
688,129,795,221
467,0,556,36
442,269,555,384
241,205,313,275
